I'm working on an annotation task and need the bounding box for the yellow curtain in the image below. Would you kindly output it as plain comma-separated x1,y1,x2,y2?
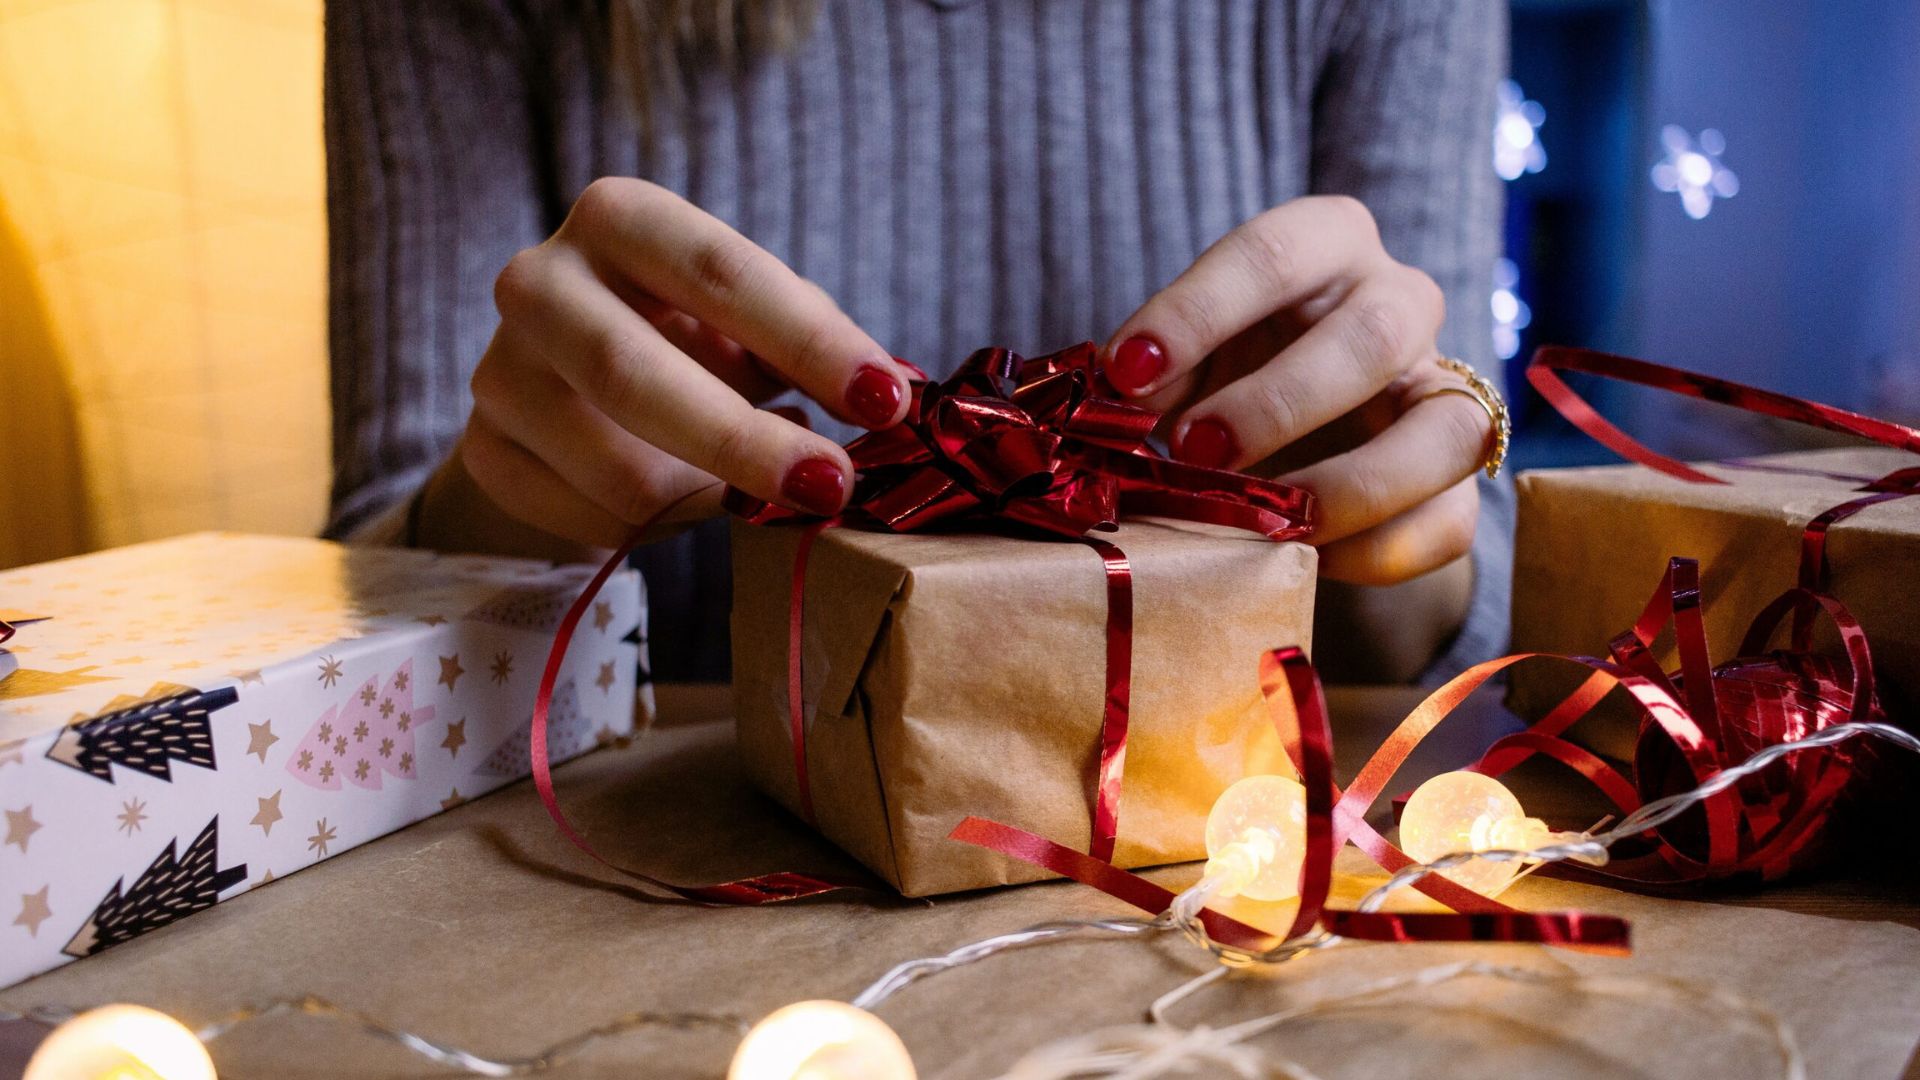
0,0,328,570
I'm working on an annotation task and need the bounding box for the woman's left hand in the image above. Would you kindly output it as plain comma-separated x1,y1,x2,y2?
1102,195,1494,588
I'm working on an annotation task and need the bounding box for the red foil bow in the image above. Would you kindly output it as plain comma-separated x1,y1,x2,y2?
726,343,1314,541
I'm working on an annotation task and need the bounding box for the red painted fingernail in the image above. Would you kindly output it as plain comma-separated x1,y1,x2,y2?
781,457,847,515
846,364,906,428
1175,419,1238,470
1106,336,1167,395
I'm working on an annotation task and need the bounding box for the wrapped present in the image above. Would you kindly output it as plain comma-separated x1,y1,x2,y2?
1508,347,1920,747
731,519,1316,896
0,533,648,988
726,344,1319,897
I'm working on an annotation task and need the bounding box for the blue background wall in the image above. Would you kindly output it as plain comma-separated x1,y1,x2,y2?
1507,0,1920,463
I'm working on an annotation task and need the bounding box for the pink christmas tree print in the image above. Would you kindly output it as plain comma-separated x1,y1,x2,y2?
286,659,433,792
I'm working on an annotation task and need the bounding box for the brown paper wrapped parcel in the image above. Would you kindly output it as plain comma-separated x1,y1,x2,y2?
1509,447,1920,733
731,518,1316,896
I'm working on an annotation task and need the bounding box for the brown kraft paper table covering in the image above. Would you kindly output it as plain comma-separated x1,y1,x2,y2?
6,686,1918,1080
730,518,1318,896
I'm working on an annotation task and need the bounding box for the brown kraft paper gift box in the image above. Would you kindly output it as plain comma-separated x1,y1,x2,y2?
731,518,1317,897
1508,446,1920,746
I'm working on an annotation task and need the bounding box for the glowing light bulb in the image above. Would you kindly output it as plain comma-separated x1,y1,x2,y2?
24,1005,215,1080
729,1001,915,1080
1203,774,1308,902
1399,771,1586,897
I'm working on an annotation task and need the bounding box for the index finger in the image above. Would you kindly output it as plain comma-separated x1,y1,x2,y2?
564,178,909,430
1101,195,1382,399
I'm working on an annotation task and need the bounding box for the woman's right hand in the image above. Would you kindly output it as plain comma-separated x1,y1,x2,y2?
449,177,909,551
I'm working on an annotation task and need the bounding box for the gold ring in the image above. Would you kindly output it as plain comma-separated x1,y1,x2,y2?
1418,357,1510,479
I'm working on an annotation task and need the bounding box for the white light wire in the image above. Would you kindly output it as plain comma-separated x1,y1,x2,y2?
994,958,1805,1080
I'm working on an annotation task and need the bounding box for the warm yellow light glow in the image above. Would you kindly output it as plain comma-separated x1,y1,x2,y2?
24,1004,215,1080
728,1001,915,1080
1203,774,1309,902
0,0,329,569
1399,770,1569,897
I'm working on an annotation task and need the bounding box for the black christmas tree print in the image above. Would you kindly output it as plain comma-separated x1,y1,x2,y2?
62,816,247,958
45,685,239,783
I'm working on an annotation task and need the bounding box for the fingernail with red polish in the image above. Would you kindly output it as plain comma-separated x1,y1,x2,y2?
1106,336,1167,395
1176,419,1238,470
846,364,906,427
781,457,848,515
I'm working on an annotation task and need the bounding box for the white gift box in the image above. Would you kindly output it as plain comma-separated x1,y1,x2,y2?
0,534,649,988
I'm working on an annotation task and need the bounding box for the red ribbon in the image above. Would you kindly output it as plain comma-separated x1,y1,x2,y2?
529,490,868,904
1491,346,1919,881
952,647,1633,954
729,342,1314,864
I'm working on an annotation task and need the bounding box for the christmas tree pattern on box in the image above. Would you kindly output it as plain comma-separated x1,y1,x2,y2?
63,816,246,958
285,660,432,791
46,685,238,783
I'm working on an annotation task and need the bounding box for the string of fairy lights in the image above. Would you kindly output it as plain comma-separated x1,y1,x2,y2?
7,719,1912,1080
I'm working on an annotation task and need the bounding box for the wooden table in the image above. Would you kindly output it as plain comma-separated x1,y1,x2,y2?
6,685,1917,1079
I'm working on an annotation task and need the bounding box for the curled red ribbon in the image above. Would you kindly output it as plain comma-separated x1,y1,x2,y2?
1486,346,1920,882
952,647,1633,954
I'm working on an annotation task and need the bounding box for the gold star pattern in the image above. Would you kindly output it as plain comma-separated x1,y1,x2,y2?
251,791,284,836
4,805,41,853
353,759,371,782
437,654,465,691
397,711,412,732
353,720,370,742
595,661,617,695
393,669,410,691
307,819,337,856
592,601,614,633
318,761,335,783
296,749,313,772
441,788,467,811
359,685,377,706
116,798,148,836
14,887,51,937
399,751,414,773
317,655,344,687
255,869,276,887
441,718,467,759
377,737,394,759
246,720,279,764
489,650,514,685
231,668,265,686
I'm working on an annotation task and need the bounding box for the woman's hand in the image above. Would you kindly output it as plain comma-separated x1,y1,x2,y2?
444,177,909,552
1103,195,1493,588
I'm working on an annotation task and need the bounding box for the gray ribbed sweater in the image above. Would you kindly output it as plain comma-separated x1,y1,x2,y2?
323,0,1511,681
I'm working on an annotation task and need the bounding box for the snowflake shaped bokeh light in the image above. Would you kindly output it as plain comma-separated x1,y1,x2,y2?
1493,79,1546,181
1652,125,1739,219
1491,258,1531,361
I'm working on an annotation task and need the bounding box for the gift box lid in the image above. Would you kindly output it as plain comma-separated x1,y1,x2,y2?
1517,447,1920,533
0,533,624,746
